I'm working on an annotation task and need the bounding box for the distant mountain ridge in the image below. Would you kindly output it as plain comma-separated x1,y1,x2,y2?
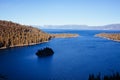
101,24,120,30
36,24,120,30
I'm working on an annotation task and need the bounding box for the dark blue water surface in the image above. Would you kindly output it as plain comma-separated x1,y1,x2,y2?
0,30,120,80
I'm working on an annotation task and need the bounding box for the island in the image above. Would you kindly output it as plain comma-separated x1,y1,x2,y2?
0,20,79,49
36,47,54,57
95,33,120,42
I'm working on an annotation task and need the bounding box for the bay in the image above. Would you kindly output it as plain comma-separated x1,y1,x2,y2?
0,30,120,80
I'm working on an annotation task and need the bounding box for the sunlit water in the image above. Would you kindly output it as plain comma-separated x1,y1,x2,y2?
0,30,120,80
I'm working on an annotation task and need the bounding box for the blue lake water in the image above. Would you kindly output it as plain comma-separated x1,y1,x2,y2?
0,30,120,80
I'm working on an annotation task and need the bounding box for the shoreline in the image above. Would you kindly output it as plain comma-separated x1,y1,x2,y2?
0,33,79,50
95,35,120,42
0,41,49,50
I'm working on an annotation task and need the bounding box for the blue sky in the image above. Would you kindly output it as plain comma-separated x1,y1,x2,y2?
0,0,120,26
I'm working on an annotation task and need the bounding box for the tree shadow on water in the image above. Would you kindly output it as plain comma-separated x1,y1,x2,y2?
0,74,8,80
88,72,120,80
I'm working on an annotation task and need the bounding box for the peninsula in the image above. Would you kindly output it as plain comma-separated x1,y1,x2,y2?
0,20,79,49
51,33,79,38
95,33,120,42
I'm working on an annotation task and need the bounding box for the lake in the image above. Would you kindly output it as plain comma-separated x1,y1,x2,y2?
0,30,120,80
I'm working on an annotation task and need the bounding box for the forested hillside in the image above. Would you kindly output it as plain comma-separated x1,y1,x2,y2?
0,20,51,48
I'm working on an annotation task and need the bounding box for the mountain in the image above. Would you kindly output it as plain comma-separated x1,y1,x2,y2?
37,24,120,30
101,24,120,30
0,20,51,49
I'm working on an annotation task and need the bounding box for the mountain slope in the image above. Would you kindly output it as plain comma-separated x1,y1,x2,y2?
0,20,51,49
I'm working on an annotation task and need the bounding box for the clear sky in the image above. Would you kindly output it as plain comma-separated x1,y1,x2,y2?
0,0,120,26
